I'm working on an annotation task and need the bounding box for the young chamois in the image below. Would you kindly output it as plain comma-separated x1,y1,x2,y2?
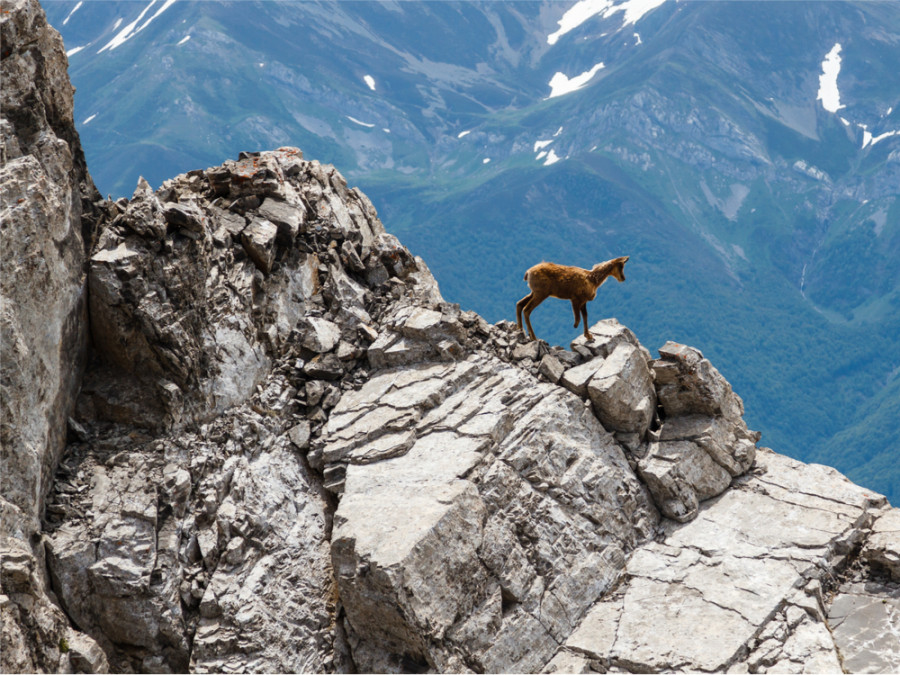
516,256,629,341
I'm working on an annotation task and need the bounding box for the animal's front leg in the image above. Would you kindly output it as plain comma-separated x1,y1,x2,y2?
572,301,581,328
581,304,592,339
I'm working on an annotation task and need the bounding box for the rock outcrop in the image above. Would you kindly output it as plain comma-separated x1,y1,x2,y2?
2,2,899,673
1,0,103,671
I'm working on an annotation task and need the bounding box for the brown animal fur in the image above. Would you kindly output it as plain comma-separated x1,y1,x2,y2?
516,256,629,341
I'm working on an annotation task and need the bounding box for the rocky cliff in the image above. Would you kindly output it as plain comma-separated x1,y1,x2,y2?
1,0,103,670
1,1,899,673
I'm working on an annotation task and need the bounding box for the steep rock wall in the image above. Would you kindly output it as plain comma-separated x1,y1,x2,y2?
1,0,103,671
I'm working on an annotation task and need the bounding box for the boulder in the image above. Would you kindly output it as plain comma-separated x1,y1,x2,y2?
258,196,306,243
653,341,744,420
538,354,565,383
571,318,650,361
586,343,656,437
298,317,341,353
241,218,279,274
163,201,205,233
636,439,732,522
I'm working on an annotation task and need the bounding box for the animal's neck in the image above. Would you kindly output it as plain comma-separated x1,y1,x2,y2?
588,260,617,287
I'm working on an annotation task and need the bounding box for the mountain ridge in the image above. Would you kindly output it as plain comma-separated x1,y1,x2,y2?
3,1,900,671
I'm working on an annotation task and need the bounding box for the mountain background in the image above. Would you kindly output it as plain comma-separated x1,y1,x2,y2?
44,0,900,502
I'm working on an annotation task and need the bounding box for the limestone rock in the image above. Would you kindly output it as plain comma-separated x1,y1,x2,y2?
1,0,103,670
632,342,761,521
654,341,744,419
367,304,471,370
861,506,900,580
560,356,604,397
828,578,900,674
560,448,889,673
163,201,206,234
299,317,341,353
571,318,650,362
636,439,732,522
586,342,657,437
325,357,658,671
241,218,279,274
258,196,306,244
538,353,565,383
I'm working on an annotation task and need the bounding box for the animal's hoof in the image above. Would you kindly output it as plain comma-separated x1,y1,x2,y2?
584,332,593,340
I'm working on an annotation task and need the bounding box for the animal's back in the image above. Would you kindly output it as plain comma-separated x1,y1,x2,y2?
525,262,586,300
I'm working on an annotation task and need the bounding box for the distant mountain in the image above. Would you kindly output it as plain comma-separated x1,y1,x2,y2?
46,0,900,502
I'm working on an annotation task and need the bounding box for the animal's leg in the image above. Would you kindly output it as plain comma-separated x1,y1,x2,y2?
572,301,581,328
522,293,547,341
516,293,533,333
582,305,592,339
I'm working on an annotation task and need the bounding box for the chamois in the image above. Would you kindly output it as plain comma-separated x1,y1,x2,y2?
516,256,629,341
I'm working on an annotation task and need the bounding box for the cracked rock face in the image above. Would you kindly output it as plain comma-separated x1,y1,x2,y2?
557,450,889,672
3,4,900,673
1,0,104,671
326,357,658,672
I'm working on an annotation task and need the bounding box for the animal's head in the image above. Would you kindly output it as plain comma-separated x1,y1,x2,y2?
611,256,629,282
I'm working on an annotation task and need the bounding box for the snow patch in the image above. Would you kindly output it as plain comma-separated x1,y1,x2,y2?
548,63,605,98
364,75,376,91
82,114,97,125
483,158,491,164
618,0,668,26
346,116,375,128
865,129,900,148
99,0,179,53
817,43,845,113
547,0,666,45
63,1,83,26
634,32,642,45
544,149,562,166
177,35,190,45
534,140,553,152
458,130,471,138
859,124,872,148
66,45,85,57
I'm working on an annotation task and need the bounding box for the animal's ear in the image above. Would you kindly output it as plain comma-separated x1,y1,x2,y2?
621,256,629,263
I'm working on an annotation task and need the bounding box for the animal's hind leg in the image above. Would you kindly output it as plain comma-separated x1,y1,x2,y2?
522,293,547,341
581,305,592,339
516,293,533,332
